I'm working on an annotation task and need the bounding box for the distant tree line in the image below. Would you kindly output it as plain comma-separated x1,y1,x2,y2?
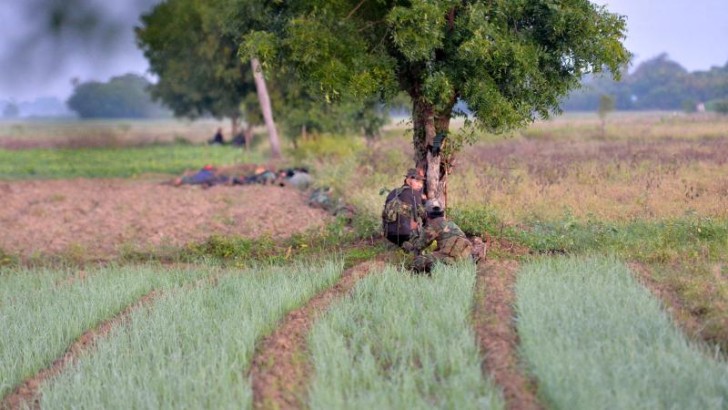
66,74,171,119
563,54,728,113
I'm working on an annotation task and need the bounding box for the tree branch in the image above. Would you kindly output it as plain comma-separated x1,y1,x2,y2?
345,0,366,20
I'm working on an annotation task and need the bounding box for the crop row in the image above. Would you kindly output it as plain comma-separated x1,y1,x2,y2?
38,260,342,409
516,255,728,409
0,265,208,398
308,262,504,409
3,256,727,409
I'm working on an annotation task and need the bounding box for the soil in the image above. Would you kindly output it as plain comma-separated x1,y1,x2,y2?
249,260,384,410
628,262,705,341
473,260,542,410
0,179,330,261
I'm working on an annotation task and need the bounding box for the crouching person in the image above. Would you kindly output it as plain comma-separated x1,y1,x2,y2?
403,199,479,273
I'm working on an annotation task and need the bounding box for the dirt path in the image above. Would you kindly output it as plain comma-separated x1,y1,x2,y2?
1,290,161,410
473,260,542,410
628,262,708,342
249,260,384,410
0,179,329,261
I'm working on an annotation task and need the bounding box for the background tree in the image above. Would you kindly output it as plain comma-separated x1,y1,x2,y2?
246,0,630,206
137,0,284,156
562,56,728,112
66,74,170,118
598,94,615,137
2,102,20,119
136,0,252,138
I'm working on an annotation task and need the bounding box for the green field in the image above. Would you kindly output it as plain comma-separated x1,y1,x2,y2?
1,113,727,408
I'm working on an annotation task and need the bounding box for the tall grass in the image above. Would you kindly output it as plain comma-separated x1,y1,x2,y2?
39,260,343,409
0,265,206,398
308,262,504,409
516,255,728,409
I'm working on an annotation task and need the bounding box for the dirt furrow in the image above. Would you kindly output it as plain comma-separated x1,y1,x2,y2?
249,260,384,410
0,290,161,410
473,260,542,410
628,262,706,341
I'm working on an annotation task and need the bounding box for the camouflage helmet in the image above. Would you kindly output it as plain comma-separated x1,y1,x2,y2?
404,168,425,181
425,199,443,215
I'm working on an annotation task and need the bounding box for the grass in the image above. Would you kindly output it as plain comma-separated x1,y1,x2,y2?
0,145,265,180
515,255,728,410
0,265,207,398
39,260,343,409
308,262,504,409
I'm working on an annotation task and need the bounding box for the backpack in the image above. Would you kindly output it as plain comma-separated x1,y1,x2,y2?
382,186,414,235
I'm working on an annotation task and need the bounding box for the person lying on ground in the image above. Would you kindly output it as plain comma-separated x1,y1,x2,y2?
173,165,229,187
276,167,313,190
232,166,277,185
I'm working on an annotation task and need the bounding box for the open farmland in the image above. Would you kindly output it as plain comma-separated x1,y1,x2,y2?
1,113,727,409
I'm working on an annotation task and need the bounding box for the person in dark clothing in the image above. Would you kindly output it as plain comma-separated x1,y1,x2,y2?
173,165,229,187
382,168,426,246
230,132,246,147
208,128,225,145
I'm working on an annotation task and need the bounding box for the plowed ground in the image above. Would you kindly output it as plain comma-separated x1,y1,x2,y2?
0,179,329,261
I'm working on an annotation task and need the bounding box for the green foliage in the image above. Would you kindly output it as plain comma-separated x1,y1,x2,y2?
448,203,727,263
250,0,629,132
2,102,20,118
598,94,615,120
66,74,170,119
287,134,364,163
40,261,343,409
0,145,255,179
708,99,728,115
308,262,504,409
0,248,17,268
516,255,728,409
515,215,728,263
136,0,256,123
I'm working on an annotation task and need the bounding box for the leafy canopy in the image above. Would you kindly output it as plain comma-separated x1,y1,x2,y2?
136,0,256,121
247,0,630,132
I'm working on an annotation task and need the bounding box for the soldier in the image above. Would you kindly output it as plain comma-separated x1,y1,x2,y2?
208,127,225,145
382,168,426,246
403,199,483,272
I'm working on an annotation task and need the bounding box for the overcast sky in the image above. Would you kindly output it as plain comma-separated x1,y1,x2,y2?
1,0,727,102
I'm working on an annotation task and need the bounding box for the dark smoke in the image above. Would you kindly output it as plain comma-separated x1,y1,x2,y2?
0,0,160,100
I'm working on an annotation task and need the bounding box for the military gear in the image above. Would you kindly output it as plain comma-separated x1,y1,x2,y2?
425,199,443,215
308,187,334,210
404,168,425,181
471,236,487,263
404,216,472,272
382,185,425,245
431,132,446,155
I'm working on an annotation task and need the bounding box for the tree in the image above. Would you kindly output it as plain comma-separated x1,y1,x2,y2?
136,0,283,156
66,74,170,118
246,1,630,206
2,102,20,118
136,0,253,138
598,94,615,137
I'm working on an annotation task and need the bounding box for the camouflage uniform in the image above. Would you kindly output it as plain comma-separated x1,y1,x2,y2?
404,216,473,272
382,185,426,246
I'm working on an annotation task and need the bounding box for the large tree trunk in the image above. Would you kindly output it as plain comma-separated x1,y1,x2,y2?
251,57,282,158
411,92,453,209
